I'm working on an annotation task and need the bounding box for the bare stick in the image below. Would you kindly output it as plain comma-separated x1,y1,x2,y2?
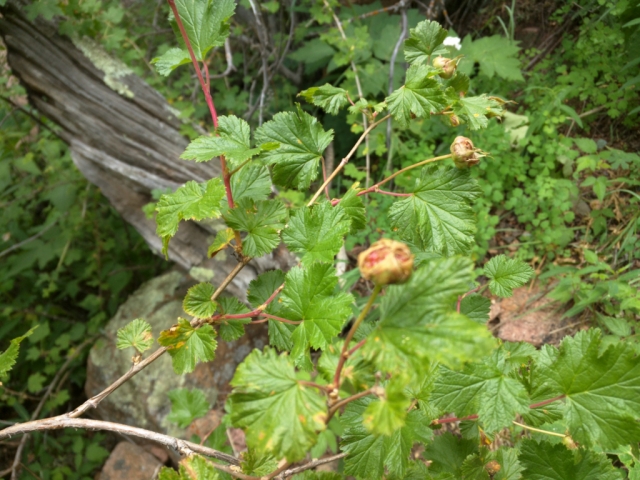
0,417,240,466
307,115,390,207
278,453,348,478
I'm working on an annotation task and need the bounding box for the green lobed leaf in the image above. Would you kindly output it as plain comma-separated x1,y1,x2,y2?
167,388,209,428
433,345,535,433
403,20,448,65
363,256,495,375
386,64,448,127
223,199,287,258
241,449,278,477
342,397,424,479
281,202,351,265
207,228,235,258
183,282,217,318
534,329,640,449
255,105,334,189
299,84,350,115
458,35,524,82
389,166,482,257
484,255,534,298
152,48,191,76
231,164,272,203
460,294,491,324
173,0,235,61
217,297,251,341
423,432,478,477
280,263,353,367
156,179,226,256
116,318,154,353
518,440,622,480
452,95,505,130
158,318,217,374
180,116,260,167
228,348,327,461
363,378,410,436
247,269,286,310
0,326,37,378
340,184,367,233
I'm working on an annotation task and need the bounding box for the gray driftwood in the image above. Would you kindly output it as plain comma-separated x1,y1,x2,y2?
0,2,290,297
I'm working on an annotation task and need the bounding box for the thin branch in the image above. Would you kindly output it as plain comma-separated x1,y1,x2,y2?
307,115,391,207
261,313,302,325
328,388,375,419
332,284,382,392
386,5,408,172
0,219,59,259
0,417,240,466
209,39,236,79
278,453,348,478
11,338,94,480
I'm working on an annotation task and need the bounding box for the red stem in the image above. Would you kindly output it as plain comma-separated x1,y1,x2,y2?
347,339,366,356
262,313,302,325
375,189,412,197
212,284,284,321
456,285,482,313
167,0,234,209
432,395,566,425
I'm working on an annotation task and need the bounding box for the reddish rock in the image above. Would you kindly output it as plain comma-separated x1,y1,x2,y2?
100,442,162,480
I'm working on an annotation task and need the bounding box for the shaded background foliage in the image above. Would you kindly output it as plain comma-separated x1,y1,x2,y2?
0,0,639,477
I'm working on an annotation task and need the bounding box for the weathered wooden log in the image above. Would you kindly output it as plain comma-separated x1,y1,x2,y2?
0,1,290,297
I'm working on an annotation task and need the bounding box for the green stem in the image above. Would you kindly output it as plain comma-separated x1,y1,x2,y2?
512,420,567,438
332,284,382,392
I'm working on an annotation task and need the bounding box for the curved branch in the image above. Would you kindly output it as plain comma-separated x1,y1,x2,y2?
0,416,240,466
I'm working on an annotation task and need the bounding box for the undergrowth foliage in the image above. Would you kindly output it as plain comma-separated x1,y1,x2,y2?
2,1,640,479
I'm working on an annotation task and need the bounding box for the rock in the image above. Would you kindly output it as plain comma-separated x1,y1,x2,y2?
99,442,162,480
489,285,585,346
86,270,268,439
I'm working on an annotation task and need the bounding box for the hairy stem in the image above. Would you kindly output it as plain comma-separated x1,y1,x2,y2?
332,284,382,392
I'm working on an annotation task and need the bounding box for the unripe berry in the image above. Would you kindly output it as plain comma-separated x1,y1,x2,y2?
449,114,460,127
432,56,457,79
358,239,414,286
450,135,480,169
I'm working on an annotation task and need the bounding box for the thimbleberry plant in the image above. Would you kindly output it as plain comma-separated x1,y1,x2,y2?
2,1,640,479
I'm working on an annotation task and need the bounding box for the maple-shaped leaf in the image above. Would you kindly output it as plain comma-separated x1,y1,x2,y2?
255,105,333,189
0,327,37,378
227,348,327,461
173,0,235,61
362,256,495,376
207,228,234,257
423,432,478,478
282,202,351,265
518,440,622,480
460,294,491,324
247,270,285,310
224,199,287,258
484,255,534,298
280,263,353,366
167,388,209,428
403,20,448,65
533,329,640,449
389,166,481,256
458,35,524,82
362,379,410,436
299,84,350,115
433,346,533,433
386,64,448,127
341,397,430,479
217,297,251,341
181,116,260,168
152,48,191,76
452,95,505,130
158,318,217,374
231,164,272,203
340,184,366,233
116,318,154,353
156,179,226,256
183,282,217,318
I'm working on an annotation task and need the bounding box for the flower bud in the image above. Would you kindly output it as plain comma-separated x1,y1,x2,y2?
450,136,480,169
358,239,414,285
432,56,457,79
449,114,460,127
485,461,501,475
